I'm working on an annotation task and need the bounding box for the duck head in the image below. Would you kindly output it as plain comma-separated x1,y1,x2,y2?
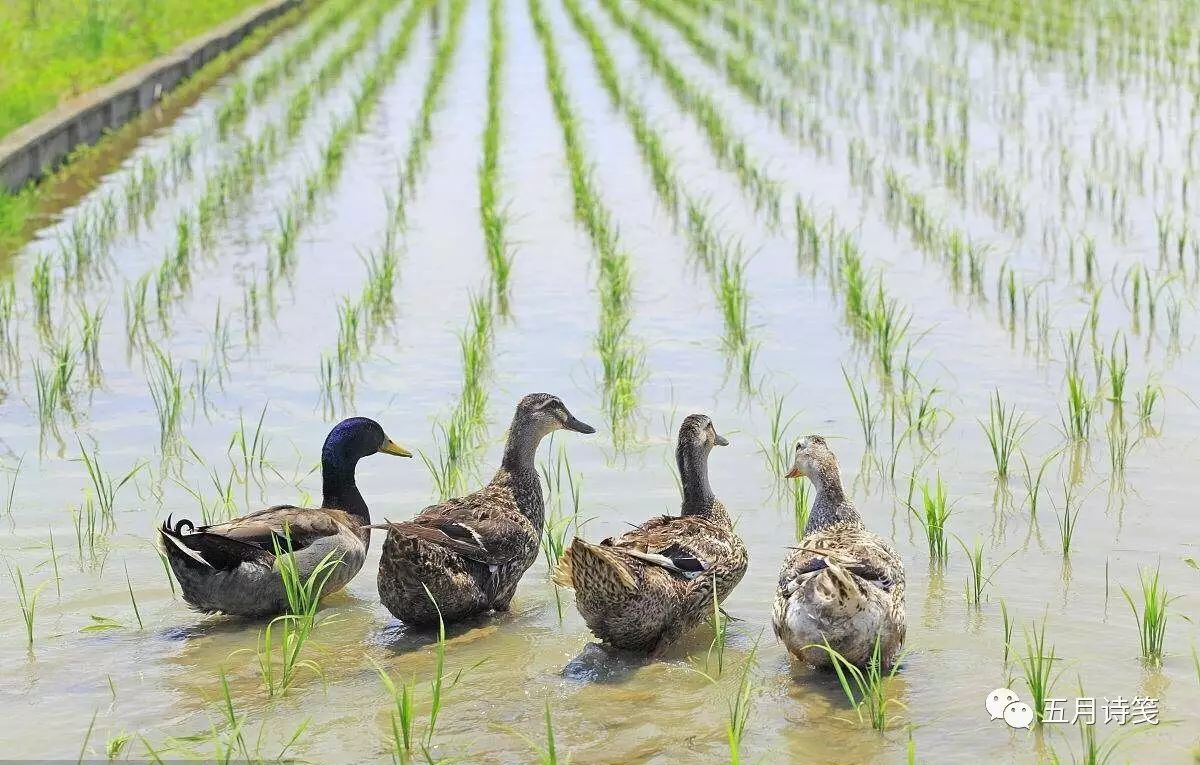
514,393,596,437
785,435,837,485
503,394,594,472
323,417,412,463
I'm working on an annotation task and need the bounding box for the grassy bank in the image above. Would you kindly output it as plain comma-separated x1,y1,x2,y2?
0,0,272,139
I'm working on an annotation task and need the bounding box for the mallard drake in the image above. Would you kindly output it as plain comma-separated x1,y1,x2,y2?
553,414,748,653
772,436,906,670
371,393,594,625
158,417,411,617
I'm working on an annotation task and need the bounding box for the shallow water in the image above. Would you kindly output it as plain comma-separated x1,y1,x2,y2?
2,0,1199,762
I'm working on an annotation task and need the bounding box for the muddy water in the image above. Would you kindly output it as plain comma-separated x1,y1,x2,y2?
2,0,1199,762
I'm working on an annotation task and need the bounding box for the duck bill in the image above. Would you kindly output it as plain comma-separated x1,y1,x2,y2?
563,414,596,434
784,465,802,479
380,439,413,457
714,432,730,446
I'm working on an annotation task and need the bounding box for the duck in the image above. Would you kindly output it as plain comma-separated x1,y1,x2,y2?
553,414,748,653
371,393,595,626
158,417,412,617
772,435,906,670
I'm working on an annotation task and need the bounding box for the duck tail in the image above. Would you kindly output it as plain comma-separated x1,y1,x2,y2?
158,514,271,571
158,515,214,570
553,538,636,592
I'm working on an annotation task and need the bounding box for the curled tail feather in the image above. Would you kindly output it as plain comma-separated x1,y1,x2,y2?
553,538,636,591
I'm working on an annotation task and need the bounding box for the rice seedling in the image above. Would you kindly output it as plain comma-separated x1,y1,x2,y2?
1061,370,1093,441
1104,334,1129,406
1016,617,1060,726
1055,484,1081,557
3,453,23,516
228,404,271,490
723,646,757,762
1019,448,1060,520
1135,383,1162,431
376,587,469,761
705,579,728,676
540,445,583,572
1121,566,1177,666
1000,599,1014,671
124,563,143,630
30,254,52,329
77,438,143,525
956,535,1013,607
912,474,951,563
807,637,904,731
9,564,43,647
254,534,344,696
843,367,879,449
507,702,564,765
979,390,1030,480
145,343,186,450
789,471,811,538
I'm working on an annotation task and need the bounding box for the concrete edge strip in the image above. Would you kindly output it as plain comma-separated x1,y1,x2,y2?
0,0,303,193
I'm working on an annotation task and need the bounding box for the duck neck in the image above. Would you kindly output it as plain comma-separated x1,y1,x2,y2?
321,450,368,524
678,442,717,518
500,419,545,477
803,461,860,534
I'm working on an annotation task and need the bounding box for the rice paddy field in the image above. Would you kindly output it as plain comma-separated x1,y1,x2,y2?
2,0,1200,761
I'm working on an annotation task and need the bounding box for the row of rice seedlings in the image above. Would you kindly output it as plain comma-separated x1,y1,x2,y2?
318,0,462,410
15,0,372,331
563,0,767,389
136,0,404,346
596,0,781,220
480,0,513,309
642,0,826,156
611,0,946,432
244,0,430,349
424,291,496,499
236,0,368,126
531,0,643,436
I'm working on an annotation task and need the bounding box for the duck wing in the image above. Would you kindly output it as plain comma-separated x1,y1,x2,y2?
199,506,349,552
371,500,526,566
601,516,717,578
782,530,905,594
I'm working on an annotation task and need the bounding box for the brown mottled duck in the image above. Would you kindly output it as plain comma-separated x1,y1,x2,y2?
554,414,748,654
371,393,595,625
772,436,906,670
